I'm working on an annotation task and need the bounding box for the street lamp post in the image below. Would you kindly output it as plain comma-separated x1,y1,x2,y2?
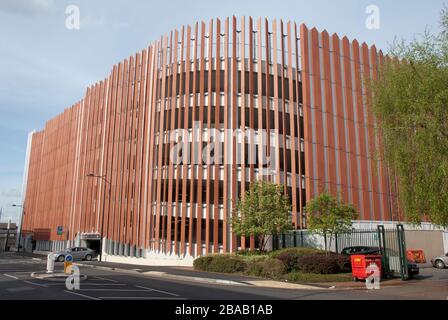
12,204,24,252
86,173,111,262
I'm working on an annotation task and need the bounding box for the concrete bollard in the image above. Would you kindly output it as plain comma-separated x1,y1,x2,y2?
46,253,55,274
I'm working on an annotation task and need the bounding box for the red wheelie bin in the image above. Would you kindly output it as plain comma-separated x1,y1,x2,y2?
351,255,382,281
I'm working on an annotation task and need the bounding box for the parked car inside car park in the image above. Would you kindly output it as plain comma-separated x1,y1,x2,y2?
340,246,381,255
341,246,420,277
53,247,98,262
431,253,448,269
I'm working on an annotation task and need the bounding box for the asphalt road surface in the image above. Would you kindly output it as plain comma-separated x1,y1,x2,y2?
0,252,446,300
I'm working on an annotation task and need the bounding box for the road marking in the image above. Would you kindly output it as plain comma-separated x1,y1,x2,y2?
6,286,34,292
78,289,156,292
23,280,48,288
135,285,180,297
64,290,101,300
99,296,187,300
3,274,18,280
44,283,126,286
92,276,119,283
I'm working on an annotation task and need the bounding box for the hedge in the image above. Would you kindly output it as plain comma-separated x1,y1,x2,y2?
270,247,325,272
193,250,351,279
246,258,286,278
193,254,247,273
296,253,351,274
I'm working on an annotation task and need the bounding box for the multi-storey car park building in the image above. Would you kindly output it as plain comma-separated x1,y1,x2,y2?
21,17,400,265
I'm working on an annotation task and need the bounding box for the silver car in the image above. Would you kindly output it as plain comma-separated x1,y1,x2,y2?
431,253,448,269
53,247,98,262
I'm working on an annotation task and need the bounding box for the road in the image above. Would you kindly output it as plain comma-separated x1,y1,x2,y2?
0,252,446,300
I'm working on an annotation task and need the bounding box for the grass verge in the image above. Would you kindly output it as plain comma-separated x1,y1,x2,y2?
283,272,353,283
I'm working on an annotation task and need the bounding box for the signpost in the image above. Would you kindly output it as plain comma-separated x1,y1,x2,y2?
64,254,73,274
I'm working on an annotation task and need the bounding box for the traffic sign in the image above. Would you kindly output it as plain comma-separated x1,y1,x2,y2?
64,254,74,274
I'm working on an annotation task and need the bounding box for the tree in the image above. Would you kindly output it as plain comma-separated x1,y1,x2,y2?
232,181,292,252
370,7,448,227
304,193,357,253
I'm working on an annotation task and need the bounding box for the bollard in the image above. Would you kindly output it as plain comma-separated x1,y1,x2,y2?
46,253,55,274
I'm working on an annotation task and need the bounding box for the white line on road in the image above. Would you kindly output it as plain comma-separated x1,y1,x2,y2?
6,286,34,292
98,297,187,300
135,285,180,297
23,280,48,288
64,290,101,300
3,274,18,280
78,289,155,292
92,276,119,283
45,283,127,286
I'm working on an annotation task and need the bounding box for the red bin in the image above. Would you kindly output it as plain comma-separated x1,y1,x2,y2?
351,255,382,281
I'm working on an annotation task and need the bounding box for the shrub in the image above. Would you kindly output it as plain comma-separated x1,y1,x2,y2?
193,255,215,271
297,254,351,274
242,255,269,264
235,249,266,257
245,260,265,277
193,254,247,273
269,247,324,259
270,248,325,272
246,258,286,279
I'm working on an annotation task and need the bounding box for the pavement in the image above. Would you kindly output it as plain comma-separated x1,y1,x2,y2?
0,252,447,300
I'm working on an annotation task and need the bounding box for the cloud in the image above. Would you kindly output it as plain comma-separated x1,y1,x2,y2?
0,0,54,15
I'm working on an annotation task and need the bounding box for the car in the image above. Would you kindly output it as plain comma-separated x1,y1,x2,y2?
430,253,448,269
340,246,380,255
53,247,98,262
341,246,420,277
407,261,420,277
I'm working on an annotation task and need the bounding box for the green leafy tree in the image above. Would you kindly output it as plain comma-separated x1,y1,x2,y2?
232,181,292,252
370,7,448,227
304,193,357,253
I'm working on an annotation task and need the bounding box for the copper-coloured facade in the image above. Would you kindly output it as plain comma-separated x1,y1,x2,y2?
22,17,400,258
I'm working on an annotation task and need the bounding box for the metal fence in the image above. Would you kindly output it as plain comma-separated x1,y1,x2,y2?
277,224,409,280
0,228,17,252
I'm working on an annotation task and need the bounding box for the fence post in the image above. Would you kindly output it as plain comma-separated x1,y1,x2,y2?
301,230,304,247
4,224,10,252
335,233,338,253
397,224,409,280
377,225,390,277
293,231,297,247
